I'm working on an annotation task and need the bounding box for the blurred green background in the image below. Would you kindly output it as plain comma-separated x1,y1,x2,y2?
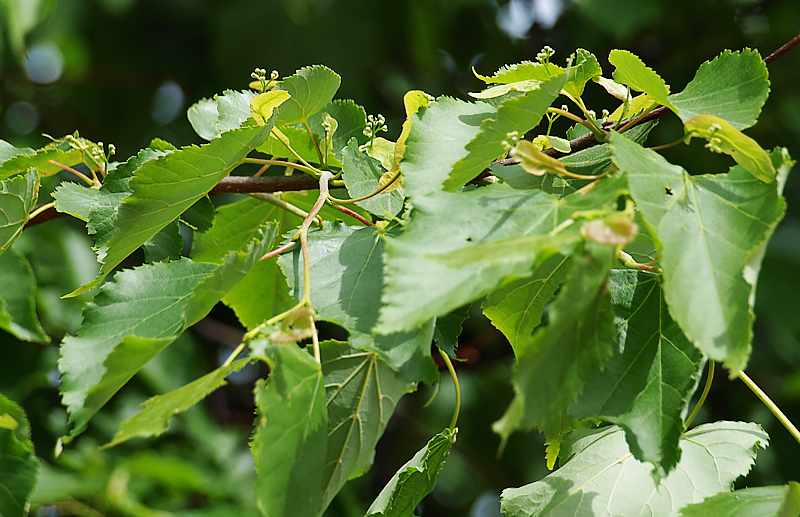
1,1,799,515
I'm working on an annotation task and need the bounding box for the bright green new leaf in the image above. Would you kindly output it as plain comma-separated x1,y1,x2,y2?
472,61,561,84
250,89,291,125
562,48,602,98
0,250,48,342
445,74,566,191
685,114,775,182
609,49,672,109
278,224,437,382
611,133,788,371
73,124,270,296
0,394,38,517
187,90,255,141
570,271,704,478
468,79,542,100
107,359,249,448
275,65,341,125
319,341,415,510
365,427,457,517
483,254,570,357
0,170,38,252
503,243,617,437
401,97,494,200
501,421,769,517
378,176,627,334
252,344,327,517
669,48,769,130
59,222,274,439
341,139,403,217
680,483,800,517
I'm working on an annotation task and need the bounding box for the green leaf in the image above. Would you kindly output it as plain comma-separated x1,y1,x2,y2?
192,197,295,329
74,124,270,296
503,244,617,437
181,196,215,232
501,421,769,517
251,343,327,517
483,254,570,357
59,222,275,439
0,394,38,517
680,483,800,517
401,97,494,200
473,61,560,85
378,176,627,334
669,49,769,130
0,170,38,252
310,99,367,156
445,74,566,191
0,250,48,342
569,271,704,478
106,359,249,448
684,114,775,182
276,65,341,125
0,136,86,180
365,427,457,517
609,49,672,108
563,49,602,98
341,139,403,217
434,305,470,357
278,224,436,382
610,133,788,370
320,341,415,510
142,221,183,262
187,90,255,141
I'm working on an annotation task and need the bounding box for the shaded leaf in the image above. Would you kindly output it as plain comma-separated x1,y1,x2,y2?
366,427,457,517
252,344,327,517
320,341,415,510
0,170,38,252
0,394,38,517
434,305,471,357
341,139,403,218
107,359,249,447
0,250,48,342
570,271,704,478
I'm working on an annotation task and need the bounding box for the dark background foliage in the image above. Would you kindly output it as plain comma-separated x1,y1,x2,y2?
1,1,798,515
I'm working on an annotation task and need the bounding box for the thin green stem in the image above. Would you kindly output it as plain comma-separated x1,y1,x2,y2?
303,120,325,165
738,371,800,444
250,192,322,226
28,201,56,221
438,348,461,429
222,342,246,367
648,137,684,151
685,360,714,428
546,107,587,126
48,159,97,187
260,240,296,261
270,127,324,177
328,169,400,204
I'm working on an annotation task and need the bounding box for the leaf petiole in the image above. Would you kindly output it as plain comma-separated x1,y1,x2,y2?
737,371,800,444
438,348,461,429
684,360,714,428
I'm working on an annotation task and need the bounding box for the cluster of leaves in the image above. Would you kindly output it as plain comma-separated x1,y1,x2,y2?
0,43,798,517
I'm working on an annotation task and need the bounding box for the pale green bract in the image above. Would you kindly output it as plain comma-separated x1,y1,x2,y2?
501,421,769,517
